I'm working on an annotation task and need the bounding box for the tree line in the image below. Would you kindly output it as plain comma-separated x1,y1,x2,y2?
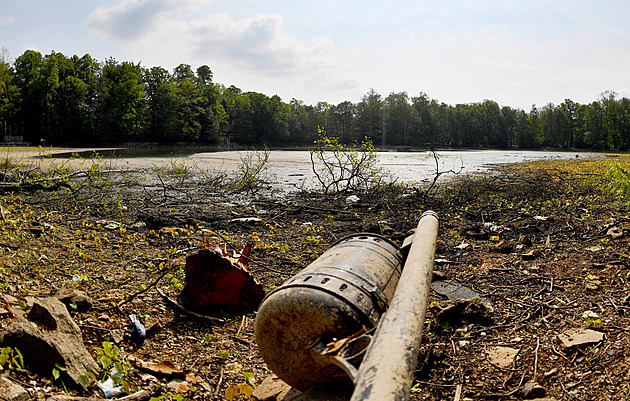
1,49,629,150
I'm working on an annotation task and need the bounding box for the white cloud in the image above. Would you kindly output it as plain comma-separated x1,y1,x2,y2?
0,16,15,26
86,3,349,102
191,13,335,75
87,0,182,41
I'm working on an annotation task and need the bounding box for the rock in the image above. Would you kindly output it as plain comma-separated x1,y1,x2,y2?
558,328,604,348
432,280,481,300
487,346,519,368
429,297,494,327
130,221,147,230
0,377,30,401
0,297,99,388
52,288,92,312
252,374,301,401
493,239,513,253
518,235,533,246
522,381,546,398
109,328,125,344
144,316,162,337
166,379,190,394
606,226,623,239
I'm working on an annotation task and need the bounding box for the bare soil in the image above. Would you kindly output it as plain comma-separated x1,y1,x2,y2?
1,154,630,400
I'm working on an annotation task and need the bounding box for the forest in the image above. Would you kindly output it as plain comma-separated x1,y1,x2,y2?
1,49,630,149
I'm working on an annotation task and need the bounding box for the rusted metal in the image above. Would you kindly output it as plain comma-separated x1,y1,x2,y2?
350,211,439,401
254,233,403,391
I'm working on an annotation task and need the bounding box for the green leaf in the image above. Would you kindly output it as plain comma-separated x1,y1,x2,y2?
78,375,92,390
53,367,60,381
103,342,118,358
100,355,112,369
243,371,254,382
15,349,24,369
218,350,229,360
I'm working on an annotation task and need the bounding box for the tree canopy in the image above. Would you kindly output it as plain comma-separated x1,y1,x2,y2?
1,49,629,150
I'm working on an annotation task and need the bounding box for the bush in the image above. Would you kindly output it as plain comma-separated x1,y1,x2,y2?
310,135,392,195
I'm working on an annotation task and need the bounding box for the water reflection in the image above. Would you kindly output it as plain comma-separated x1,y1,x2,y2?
45,148,596,191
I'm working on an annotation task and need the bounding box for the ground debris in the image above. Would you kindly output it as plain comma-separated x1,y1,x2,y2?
487,346,519,368
557,328,604,348
178,246,265,313
0,297,99,388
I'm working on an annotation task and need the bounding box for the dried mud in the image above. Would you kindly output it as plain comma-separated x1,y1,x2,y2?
1,155,630,400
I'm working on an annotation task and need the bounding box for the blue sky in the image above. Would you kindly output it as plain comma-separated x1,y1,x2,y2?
2,0,629,109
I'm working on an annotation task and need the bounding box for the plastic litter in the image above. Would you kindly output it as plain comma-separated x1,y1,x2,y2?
98,371,126,398
129,314,146,339
345,195,360,205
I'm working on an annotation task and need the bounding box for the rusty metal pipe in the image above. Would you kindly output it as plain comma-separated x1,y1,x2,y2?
350,211,439,401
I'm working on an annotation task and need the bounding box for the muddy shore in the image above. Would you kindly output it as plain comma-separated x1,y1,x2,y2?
0,153,629,400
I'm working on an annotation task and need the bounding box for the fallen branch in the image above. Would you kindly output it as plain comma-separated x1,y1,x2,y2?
155,287,224,323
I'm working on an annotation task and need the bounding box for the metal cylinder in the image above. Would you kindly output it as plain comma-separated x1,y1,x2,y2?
254,233,403,391
351,211,439,401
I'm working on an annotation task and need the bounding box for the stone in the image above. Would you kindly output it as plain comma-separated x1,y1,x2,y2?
252,374,300,401
166,379,190,394
487,346,519,368
522,381,546,399
558,328,604,348
52,288,92,312
144,316,162,338
0,377,30,401
0,297,99,388
606,226,623,239
493,239,513,253
429,297,494,327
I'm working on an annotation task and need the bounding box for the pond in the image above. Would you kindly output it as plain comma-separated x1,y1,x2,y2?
49,148,597,192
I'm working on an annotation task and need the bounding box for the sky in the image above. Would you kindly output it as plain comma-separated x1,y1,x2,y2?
1,0,630,110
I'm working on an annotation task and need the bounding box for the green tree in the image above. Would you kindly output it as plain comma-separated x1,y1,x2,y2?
356,89,383,145
172,64,204,141
411,92,436,146
222,85,253,144
95,58,145,142
196,65,227,144
286,98,311,144
0,53,17,141
142,66,178,142
12,50,51,142
328,101,356,143
384,91,415,146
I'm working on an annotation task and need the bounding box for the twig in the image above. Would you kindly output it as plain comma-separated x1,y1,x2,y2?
155,287,224,323
236,315,247,337
102,266,173,311
533,337,540,380
453,384,462,401
215,368,225,396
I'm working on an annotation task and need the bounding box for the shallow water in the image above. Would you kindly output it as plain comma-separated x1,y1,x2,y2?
42,148,596,192
189,149,593,191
